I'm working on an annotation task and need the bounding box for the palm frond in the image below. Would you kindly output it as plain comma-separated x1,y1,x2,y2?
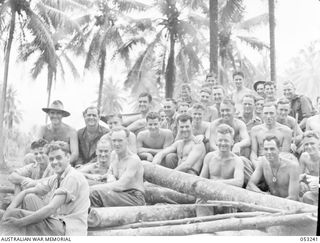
236,35,269,51
115,0,150,12
220,0,244,26
125,30,163,88
84,27,102,69
60,52,80,79
112,37,146,63
187,13,209,28
18,42,38,61
237,13,269,31
177,20,197,37
41,0,90,12
31,54,46,79
56,55,66,82
181,0,208,13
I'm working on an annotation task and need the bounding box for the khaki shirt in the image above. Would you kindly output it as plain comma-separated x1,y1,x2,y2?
36,166,90,236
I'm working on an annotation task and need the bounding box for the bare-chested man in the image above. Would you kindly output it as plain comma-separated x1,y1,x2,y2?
212,85,226,117
250,103,292,167
78,139,113,185
254,96,264,119
137,112,175,165
247,135,300,201
89,127,145,207
200,124,244,186
123,92,152,135
299,131,319,205
206,99,250,156
199,89,219,122
231,71,256,115
153,114,206,175
306,96,320,134
101,113,137,153
264,81,277,103
38,100,79,166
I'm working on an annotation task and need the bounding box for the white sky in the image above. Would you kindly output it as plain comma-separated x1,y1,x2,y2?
1,0,320,132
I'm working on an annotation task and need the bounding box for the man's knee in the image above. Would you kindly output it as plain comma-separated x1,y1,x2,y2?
4,208,23,219
163,153,178,169
302,191,318,205
23,193,43,211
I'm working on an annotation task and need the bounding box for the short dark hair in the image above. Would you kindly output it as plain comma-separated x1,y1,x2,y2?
164,98,177,106
221,98,235,107
83,106,100,117
242,94,256,103
263,102,277,110
109,126,130,138
178,101,190,108
31,139,48,150
46,141,70,155
206,72,216,79
200,88,211,95
255,96,264,103
277,98,290,105
181,84,191,92
217,124,234,137
139,92,152,103
146,112,160,121
282,81,295,89
192,103,205,111
107,113,122,121
212,85,225,94
177,113,192,124
264,81,276,88
232,71,244,79
303,131,320,140
263,135,281,149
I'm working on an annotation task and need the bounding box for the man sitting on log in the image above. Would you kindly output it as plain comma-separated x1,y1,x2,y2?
250,102,292,168
1,141,90,236
153,114,206,175
137,112,175,164
101,113,137,153
206,98,250,156
78,139,113,186
247,135,300,201
299,131,319,205
90,127,145,207
9,139,54,194
200,124,244,187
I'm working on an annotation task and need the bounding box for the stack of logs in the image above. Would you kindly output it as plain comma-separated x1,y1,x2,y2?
88,162,318,236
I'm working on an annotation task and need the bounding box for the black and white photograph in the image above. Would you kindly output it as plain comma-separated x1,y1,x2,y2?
0,0,319,238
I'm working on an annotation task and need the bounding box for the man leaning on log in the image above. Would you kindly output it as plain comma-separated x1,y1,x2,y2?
89,127,145,207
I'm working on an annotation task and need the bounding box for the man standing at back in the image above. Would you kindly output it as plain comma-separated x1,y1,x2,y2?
77,106,109,165
90,127,145,207
283,81,315,130
38,100,79,166
231,71,256,114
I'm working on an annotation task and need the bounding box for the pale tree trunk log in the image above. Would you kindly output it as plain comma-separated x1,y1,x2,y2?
88,204,196,228
269,0,276,82
209,0,219,79
142,162,316,212
145,183,195,204
104,211,270,230
90,212,316,236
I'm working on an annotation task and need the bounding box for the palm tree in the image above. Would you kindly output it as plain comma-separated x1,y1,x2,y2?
268,0,276,82
0,0,57,166
79,0,149,110
125,0,205,98
209,0,219,77
18,0,88,122
4,85,22,130
100,77,126,115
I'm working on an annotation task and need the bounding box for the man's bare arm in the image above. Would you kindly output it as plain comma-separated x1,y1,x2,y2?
219,157,244,187
281,127,292,153
235,120,251,148
287,164,300,201
152,142,178,164
199,153,213,179
69,129,79,165
163,130,174,148
246,159,264,193
127,119,146,133
207,121,218,151
128,132,137,153
250,128,259,167
175,143,205,172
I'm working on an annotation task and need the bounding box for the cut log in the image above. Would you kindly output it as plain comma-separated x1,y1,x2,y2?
106,211,270,230
90,212,316,236
142,161,316,212
144,183,195,204
88,204,196,228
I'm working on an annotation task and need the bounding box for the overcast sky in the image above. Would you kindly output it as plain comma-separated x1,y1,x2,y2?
1,0,320,132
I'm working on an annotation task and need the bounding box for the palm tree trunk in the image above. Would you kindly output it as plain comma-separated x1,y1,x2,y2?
0,8,16,168
45,67,53,124
209,0,219,79
268,0,276,82
165,33,175,98
97,50,106,110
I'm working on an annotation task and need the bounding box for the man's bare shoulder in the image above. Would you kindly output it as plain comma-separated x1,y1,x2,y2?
251,124,264,132
205,151,219,161
210,118,221,126
276,122,292,133
234,118,246,127
159,128,173,136
280,155,300,170
299,152,309,164
137,129,149,138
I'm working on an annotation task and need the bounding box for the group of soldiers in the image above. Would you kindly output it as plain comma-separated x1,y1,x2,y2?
0,70,319,236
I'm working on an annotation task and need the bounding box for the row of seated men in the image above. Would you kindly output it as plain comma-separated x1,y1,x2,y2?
1,71,319,236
